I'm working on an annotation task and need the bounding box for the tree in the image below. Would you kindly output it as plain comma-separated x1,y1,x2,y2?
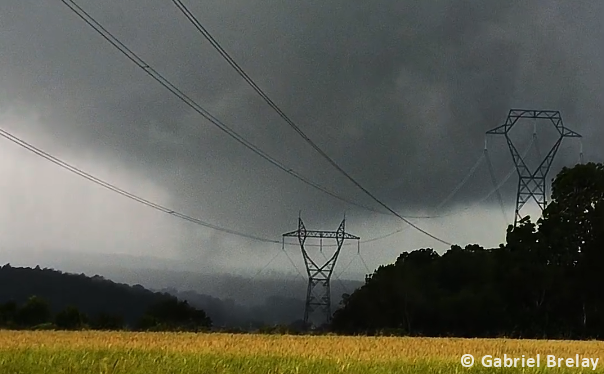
55,306,87,330
0,301,17,328
15,296,51,328
538,162,604,337
138,298,212,331
91,312,124,331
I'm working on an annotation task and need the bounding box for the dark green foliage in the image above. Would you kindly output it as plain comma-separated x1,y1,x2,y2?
15,296,51,328
0,266,186,327
55,306,87,330
0,267,211,332
0,300,17,328
91,312,124,331
332,162,604,340
138,299,211,332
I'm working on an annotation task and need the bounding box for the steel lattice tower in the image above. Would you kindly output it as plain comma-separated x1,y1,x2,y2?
283,217,360,328
486,109,582,226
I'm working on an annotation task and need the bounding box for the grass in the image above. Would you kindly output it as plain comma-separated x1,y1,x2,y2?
1,330,604,373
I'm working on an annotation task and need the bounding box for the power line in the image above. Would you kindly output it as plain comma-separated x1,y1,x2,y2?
0,127,279,244
1,126,414,250
384,137,538,221
63,0,510,247
58,0,390,218
336,252,373,279
291,137,539,248
281,244,308,283
430,137,537,219
0,126,377,290
336,255,357,279
434,153,485,212
289,143,530,248
380,152,486,219
249,249,283,281
358,253,372,274
485,149,509,224
3,119,528,287
171,0,452,246
56,0,436,250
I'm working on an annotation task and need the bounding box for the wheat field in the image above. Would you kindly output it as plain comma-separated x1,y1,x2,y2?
1,330,604,373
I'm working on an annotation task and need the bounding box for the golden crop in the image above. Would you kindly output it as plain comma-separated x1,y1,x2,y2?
1,330,604,363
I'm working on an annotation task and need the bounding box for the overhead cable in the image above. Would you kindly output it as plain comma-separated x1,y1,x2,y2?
171,0,452,246
434,153,486,211
485,148,509,224
0,127,279,243
2,127,428,253
59,0,389,218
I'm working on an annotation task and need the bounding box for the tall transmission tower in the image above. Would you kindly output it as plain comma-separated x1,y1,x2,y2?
486,109,582,226
283,216,360,328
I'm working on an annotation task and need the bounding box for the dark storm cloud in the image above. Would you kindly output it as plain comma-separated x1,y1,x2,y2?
1,0,603,261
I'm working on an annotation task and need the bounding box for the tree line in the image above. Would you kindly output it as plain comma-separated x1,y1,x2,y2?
0,295,211,331
332,162,604,339
0,265,308,334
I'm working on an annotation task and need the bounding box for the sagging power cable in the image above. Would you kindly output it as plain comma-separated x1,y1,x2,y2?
0,127,280,243
170,0,451,246
58,0,390,219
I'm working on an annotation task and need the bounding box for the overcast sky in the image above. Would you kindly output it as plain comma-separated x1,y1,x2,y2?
0,0,602,280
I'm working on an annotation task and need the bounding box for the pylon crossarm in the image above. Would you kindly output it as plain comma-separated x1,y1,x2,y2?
311,231,360,239
509,109,560,120
486,124,509,135
283,230,359,240
486,111,519,135
562,128,582,138
549,117,564,134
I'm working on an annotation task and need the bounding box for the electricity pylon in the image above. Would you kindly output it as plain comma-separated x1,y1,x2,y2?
486,109,582,226
282,216,360,328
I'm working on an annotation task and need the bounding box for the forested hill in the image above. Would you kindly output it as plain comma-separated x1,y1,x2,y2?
0,264,174,326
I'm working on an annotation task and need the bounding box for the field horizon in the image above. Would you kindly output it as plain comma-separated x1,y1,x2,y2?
1,330,604,373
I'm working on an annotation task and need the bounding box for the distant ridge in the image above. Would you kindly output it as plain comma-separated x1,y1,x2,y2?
0,263,175,326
